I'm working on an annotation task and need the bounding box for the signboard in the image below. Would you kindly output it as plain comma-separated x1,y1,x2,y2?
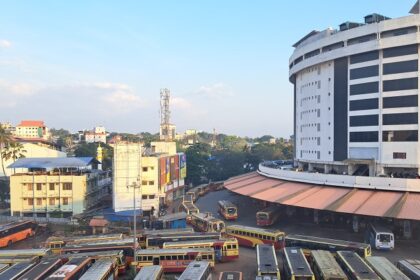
179,153,187,178
160,157,167,186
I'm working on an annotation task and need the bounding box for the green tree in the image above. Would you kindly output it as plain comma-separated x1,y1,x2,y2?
185,143,212,186
2,142,27,174
74,142,113,170
0,125,12,176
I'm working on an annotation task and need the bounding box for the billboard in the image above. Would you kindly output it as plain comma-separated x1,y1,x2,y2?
172,154,179,181
166,157,171,183
160,157,168,186
179,153,187,178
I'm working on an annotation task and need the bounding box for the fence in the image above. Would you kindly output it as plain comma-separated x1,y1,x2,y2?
0,214,71,225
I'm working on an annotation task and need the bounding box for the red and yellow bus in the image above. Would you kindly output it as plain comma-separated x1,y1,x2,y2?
226,225,285,250
46,257,92,280
0,221,37,247
256,205,280,226
146,232,221,249
190,213,225,233
218,200,238,220
60,238,137,264
134,248,215,273
163,238,239,262
139,228,194,248
218,271,243,280
45,234,124,254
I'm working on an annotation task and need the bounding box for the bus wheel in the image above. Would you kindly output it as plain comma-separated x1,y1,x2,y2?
7,240,12,247
26,233,31,239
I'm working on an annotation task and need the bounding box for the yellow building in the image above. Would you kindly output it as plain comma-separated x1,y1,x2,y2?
9,157,111,217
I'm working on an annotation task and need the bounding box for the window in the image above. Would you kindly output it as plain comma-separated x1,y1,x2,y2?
350,115,379,127
383,60,418,75
49,198,55,206
36,183,42,191
350,82,379,95
350,98,378,111
381,26,417,39
142,167,148,172
142,195,148,199
27,183,33,191
393,152,407,159
63,198,69,205
62,183,72,191
304,49,320,59
350,50,379,64
148,181,154,185
383,113,418,125
383,130,418,142
350,131,378,142
383,95,418,108
383,44,418,58
49,183,55,191
322,41,344,52
383,78,418,92
317,123,320,132
36,198,42,206
28,198,34,206
347,33,377,46
350,65,379,80
142,180,147,186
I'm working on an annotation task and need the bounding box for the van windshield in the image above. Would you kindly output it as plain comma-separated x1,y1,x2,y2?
379,234,391,243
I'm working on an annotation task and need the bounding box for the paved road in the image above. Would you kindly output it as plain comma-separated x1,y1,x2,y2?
196,189,420,278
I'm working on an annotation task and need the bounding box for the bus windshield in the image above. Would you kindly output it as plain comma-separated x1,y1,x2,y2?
379,234,391,242
257,213,268,220
227,208,236,214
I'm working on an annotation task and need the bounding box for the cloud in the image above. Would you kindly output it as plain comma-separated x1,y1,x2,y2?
195,82,234,99
171,97,192,109
0,40,12,48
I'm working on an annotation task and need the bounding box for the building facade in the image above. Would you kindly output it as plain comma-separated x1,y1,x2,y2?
9,157,111,217
84,126,107,144
112,141,186,216
290,4,420,177
14,120,51,140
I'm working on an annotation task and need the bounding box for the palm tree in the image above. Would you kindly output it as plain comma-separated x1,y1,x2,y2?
2,142,27,174
0,125,12,177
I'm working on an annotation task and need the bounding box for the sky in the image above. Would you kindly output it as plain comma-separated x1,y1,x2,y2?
0,1,414,137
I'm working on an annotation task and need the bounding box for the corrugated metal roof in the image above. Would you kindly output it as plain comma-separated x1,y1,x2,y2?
8,157,99,169
224,172,420,221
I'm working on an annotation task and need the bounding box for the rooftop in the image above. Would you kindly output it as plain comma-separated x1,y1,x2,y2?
8,157,99,169
18,120,45,127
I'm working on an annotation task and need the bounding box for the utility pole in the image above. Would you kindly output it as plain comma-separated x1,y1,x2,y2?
128,181,141,266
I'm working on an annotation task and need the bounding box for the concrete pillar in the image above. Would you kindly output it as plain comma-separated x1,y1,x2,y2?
324,164,331,174
308,163,314,172
352,216,359,233
369,164,375,177
403,220,412,239
314,210,319,224
377,164,385,176
348,164,355,176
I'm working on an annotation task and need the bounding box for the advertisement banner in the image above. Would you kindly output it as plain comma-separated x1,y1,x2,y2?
179,153,187,178
160,157,167,186
173,154,180,181
166,157,171,183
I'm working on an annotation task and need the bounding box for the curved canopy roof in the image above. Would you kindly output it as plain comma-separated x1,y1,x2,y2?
224,172,420,221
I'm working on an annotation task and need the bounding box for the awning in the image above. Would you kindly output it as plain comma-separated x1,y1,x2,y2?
224,172,420,221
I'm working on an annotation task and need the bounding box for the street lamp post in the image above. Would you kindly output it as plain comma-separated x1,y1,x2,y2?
128,181,141,267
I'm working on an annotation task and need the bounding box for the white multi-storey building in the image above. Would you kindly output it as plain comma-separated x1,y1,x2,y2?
290,3,420,177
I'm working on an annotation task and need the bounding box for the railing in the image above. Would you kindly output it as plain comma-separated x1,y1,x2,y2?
0,214,70,224
258,164,420,193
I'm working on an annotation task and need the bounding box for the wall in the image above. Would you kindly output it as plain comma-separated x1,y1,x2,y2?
112,143,142,212
259,164,420,192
